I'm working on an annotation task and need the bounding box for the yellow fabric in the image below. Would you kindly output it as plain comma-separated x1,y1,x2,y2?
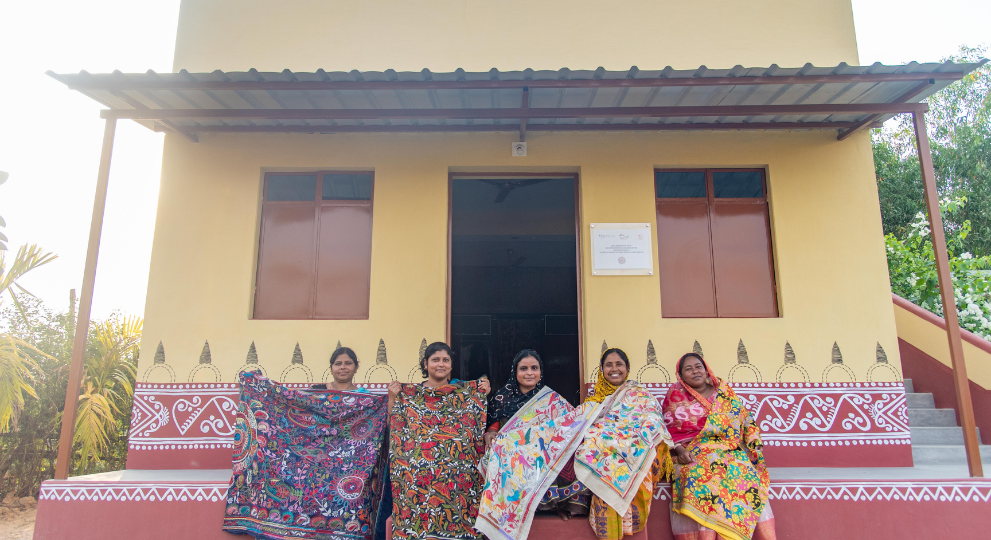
586,368,621,404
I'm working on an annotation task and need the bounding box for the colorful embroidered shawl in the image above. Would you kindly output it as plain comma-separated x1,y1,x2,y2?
475,387,604,540
663,381,770,540
574,381,672,517
390,381,486,540
224,372,389,540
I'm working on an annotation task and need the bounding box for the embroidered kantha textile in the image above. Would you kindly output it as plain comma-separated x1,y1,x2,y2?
667,384,771,540
223,372,389,540
390,381,486,540
476,387,604,540
574,381,672,517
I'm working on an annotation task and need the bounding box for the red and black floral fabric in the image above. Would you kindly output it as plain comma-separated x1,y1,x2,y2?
389,381,486,540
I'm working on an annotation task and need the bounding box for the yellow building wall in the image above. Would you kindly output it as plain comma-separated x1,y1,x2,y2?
139,129,902,385
140,0,895,385
172,0,860,73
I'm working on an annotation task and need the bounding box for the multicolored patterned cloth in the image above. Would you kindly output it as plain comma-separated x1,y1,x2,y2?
575,381,673,517
663,378,773,540
476,387,604,540
389,381,486,540
223,372,389,540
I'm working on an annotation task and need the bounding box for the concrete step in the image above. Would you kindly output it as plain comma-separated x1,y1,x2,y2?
904,378,914,393
908,407,958,427
911,444,991,465
911,426,982,445
906,393,935,409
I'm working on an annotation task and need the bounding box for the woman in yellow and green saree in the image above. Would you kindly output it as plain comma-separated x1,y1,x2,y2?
663,352,777,540
578,348,673,540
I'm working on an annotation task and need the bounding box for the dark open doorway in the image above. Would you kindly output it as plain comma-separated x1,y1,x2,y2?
449,175,583,405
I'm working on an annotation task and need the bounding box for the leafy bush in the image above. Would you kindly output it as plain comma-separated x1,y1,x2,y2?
876,45,991,336
0,298,138,499
886,197,991,338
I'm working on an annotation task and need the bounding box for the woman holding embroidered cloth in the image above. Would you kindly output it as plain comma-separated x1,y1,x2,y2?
482,350,593,520
576,348,673,540
386,342,491,540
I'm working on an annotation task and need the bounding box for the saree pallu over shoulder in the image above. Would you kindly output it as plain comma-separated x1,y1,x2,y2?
223,371,389,540
390,381,486,540
476,387,604,540
575,381,673,517
670,385,771,540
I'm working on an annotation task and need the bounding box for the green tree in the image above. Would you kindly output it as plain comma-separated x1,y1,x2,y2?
0,244,57,431
0,299,72,498
874,46,990,253
886,197,991,338
0,298,141,496
74,314,140,472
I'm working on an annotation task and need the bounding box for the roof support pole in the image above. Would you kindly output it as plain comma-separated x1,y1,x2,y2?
54,118,117,480
912,110,984,477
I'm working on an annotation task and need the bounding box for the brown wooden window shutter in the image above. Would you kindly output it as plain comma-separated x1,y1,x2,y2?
655,169,778,318
254,172,374,319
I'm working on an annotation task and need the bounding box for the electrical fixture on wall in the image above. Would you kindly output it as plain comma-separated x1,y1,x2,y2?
511,142,527,157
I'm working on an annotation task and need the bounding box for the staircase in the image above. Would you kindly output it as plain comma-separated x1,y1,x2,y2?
905,378,991,465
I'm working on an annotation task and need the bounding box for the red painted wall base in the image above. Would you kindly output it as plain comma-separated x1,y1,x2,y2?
35,478,991,540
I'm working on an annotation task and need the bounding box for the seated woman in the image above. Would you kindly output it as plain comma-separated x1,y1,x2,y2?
583,348,672,540
483,349,591,520
664,353,777,540
383,342,490,540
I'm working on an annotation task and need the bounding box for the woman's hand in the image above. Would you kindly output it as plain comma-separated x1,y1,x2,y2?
478,377,491,395
483,431,497,451
387,381,402,413
671,445,694,465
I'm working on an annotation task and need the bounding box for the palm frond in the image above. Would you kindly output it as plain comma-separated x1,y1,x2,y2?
74,391,118,467
0,333,42,432
73,314,142,465
0,244,58,325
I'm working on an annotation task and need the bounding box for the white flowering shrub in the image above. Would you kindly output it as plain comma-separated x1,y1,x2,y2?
886,197,991,339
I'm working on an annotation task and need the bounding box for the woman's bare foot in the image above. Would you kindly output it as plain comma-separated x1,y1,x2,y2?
556,510,572,521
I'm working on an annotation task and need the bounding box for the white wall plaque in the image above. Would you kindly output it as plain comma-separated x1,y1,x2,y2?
590,223,654,275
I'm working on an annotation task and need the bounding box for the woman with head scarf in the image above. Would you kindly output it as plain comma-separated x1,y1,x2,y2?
484,349,592,520
581,348,673,540
663,353,777,540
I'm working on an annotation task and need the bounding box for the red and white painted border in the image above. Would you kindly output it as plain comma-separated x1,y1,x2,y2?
653,480,991,502
39,478,991,504
128,382,910,468
39,481,229,503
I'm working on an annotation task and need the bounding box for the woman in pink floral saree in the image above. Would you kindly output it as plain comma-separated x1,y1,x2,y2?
662,353,777,540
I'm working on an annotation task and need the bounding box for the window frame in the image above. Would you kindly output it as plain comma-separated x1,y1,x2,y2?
654,167,778,318
254,170,375,320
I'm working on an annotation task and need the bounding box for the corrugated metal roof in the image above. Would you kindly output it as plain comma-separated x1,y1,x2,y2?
47,61,986,141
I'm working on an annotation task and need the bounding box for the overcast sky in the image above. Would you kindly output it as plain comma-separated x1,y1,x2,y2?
0,0,989,321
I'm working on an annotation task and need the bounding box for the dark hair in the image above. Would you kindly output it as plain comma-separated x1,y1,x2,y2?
330,346,359,368
599,347,630,368
420,341,454,378
677,352,707,375
512,349,544,381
